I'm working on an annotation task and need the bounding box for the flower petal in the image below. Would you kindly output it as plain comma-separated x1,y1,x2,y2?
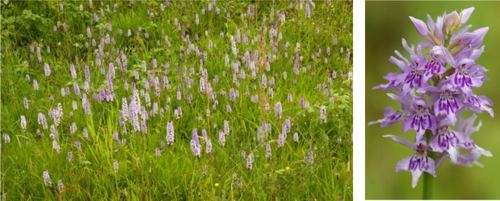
411,170,423,188
470,27,489,48
450,24,472,43
456,113,477,134
383,135,414,148
459,7,475,25
395,155,414,172
440,46,456,67
389,56,409,73
448,146,459,163
409,16,429,37
423,156,436,177
435,16,445,43
470,45,485,60
368,107,406,127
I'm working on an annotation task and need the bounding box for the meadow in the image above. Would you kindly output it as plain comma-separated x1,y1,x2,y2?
1,1,352,200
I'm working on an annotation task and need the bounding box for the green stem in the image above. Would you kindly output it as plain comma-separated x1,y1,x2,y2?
422,159,434,199
423,131,436,199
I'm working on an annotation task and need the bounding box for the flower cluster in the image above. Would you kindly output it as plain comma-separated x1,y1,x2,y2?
370,7,493,188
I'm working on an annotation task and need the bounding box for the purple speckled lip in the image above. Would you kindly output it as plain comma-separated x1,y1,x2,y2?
437,93,459,115
405,70,425,89
408,155,431,172
437,131,459,151
453,70,473,88
425,59,445,76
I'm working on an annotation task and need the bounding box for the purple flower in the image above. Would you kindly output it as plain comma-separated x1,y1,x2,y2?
33,79,39,91
191,129,201,157
3,133,10,143
384,135,436,188
219,130,225,146
205,140,212,153
113,131,120,146
113,160,119,172
256,127,264,142
75,140,81,151
441,49,484,95
368,106,407,127
424,46,447,76
74,82,81,97
418,81,460,121
23,97,28,109
248,5,254,19
266,142,272,159
409,14,444,47
247,153,254,170
451,114,492,165
224,120,230,135
275,102,282,119
82,94,91,115
70,122,77,135
43,170,52,187
320,105,327,124
229,88,236,102
428,118,463,162
44,63,51,76
385,92,436,139
70,63,77,79
156,148,161,157
277,134,285,148
403,98,436,139
372,7,492,188
374,39,430,94
20,115,27,132
304,150,314,164
83,128,88,139
463,94,494,117
50,125,58,141
444,7,475,34
140,119,147,134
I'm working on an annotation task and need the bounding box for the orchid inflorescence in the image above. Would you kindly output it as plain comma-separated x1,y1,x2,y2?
370,7,493,188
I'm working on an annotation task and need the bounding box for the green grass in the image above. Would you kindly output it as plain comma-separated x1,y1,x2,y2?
1,1,352,200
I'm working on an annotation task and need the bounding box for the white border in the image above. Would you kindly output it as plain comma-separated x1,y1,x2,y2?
353,0,365,200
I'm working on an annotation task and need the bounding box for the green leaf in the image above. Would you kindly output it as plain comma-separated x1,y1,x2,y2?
80,160,92,165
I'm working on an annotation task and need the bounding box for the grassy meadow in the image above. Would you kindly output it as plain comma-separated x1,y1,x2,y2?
0,0,352,200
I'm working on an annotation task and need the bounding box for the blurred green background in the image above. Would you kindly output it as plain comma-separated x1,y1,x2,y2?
366,1,500,200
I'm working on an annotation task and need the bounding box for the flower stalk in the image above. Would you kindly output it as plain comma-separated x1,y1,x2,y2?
423,130,435,199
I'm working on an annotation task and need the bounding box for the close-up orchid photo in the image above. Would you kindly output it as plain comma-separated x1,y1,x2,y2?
366,2,500,200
